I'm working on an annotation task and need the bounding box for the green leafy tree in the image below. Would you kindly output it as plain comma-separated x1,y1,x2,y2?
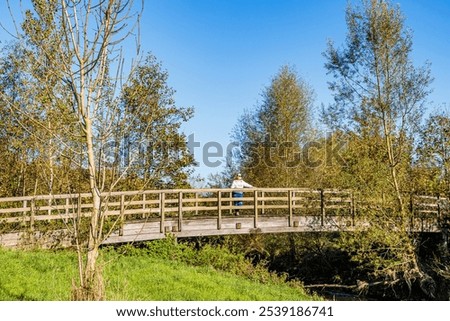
0,43,32,197
416,111,450,195
322,0,434,297
1,0,141,300
0,1,87,197
232,65,314,187
119,54,195,190
0,0,195,300
323,0,432,214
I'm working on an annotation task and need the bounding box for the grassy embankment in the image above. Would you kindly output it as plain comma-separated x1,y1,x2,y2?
0,239,318,301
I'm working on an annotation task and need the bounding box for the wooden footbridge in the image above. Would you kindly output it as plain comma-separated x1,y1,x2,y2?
0,188,448,248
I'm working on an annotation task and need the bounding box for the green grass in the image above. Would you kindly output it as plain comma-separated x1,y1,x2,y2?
104,256,313,300
0,248,77,300
0,244,318,301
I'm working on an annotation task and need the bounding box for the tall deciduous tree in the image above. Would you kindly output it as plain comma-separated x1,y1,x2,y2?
120,54,195,189
0,43,32,197
323,0,432,215
17,0,142,300
1,0,196,300
322,0,434,296
1,0,153,300
232,65,313,187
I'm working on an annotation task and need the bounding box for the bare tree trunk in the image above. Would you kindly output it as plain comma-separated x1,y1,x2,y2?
47,117,55,194
4,0,142,300
80,116,105,300
382,119,406,220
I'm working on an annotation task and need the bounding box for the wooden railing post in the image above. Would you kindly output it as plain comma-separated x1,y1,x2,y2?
254,190,258,228
160,192,165,233
23,200,27,228
409,193,415,231
217,191,222,230
261,191,265,215
351,191,355,226
178,191,183,232
64,198,69,224
29,199,35,232
320,189,325,226
288,190,293,227
437,194,441,225
76,194,82,228
119,194,125,236
195,192,198,216
142,193,147,219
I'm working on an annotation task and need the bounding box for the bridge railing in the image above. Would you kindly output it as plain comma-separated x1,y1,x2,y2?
410,194,449,232
0,188,354,229
0,188,448,237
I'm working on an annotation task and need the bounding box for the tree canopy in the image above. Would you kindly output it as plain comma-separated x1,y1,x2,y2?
231,65,314,187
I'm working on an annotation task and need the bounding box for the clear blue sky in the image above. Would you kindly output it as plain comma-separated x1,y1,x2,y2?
1,1,449,181
140,0,450,181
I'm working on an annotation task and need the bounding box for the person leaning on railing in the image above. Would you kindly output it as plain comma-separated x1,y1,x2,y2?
230,173,253,216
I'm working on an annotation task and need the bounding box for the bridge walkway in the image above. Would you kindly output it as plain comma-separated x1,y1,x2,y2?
0,188,447,248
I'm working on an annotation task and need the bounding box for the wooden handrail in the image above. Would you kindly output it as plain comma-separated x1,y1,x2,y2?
0,188,448,232
1,188,449,248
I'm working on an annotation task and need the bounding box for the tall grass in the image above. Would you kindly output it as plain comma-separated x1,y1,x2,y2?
0,239,318,301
